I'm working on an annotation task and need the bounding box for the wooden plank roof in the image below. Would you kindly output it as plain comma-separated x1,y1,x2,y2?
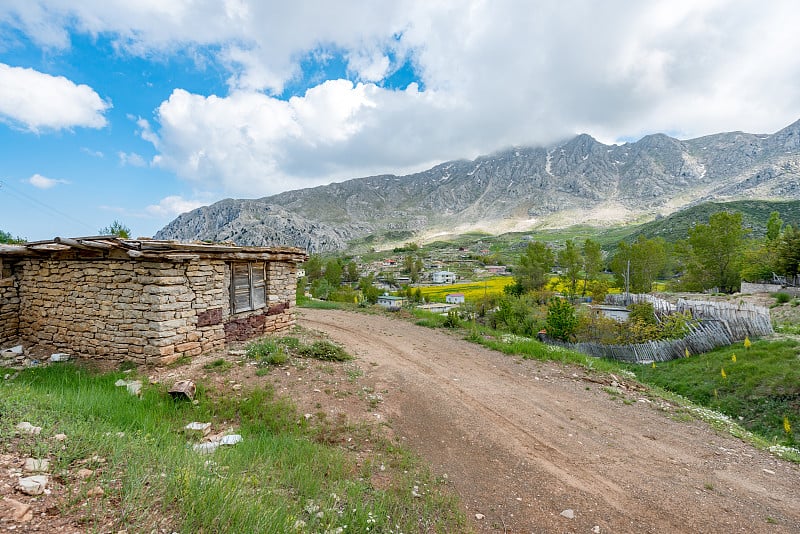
0,236,307,262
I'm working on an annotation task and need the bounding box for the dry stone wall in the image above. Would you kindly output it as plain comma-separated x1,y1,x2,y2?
6,256,298,365
0,260,20,345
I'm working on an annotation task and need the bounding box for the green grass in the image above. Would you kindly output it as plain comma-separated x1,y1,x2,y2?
0,364,467,533
625,339,799,446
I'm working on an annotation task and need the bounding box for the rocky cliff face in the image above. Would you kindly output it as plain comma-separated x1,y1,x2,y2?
156,119,800,251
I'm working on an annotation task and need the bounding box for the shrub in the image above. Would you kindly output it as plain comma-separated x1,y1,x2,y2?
443,309,460,328
773,292,791,304
246,339,288,366
545,298,578,341
298,341,352,361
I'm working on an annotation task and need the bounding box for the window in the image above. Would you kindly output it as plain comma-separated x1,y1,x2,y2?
231,262,267,313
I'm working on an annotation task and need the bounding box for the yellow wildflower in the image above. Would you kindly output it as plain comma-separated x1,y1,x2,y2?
721,368,727,379
785,416,792,435
731,354,736,363
685,347,690,358
744,337,751,349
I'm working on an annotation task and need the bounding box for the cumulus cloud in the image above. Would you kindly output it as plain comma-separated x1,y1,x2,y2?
27,173,69,189
4,1,800,197
145,195,207,217
0,63,110,132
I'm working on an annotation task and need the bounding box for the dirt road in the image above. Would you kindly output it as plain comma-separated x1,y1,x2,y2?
299,308,800,533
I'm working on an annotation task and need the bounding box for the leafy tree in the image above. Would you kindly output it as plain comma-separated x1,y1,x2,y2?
766,211,783,242
0,230,24,244
310,278,333,300
324,258,343,286
610,236,667,293
558,240,582,298
514,241,555,293
358,274,381,304
343,261,359,283
776,225,800,279
304,254,323,282
99,220,131,238
682,211,749,293
581,238,603,297
545,298,578,342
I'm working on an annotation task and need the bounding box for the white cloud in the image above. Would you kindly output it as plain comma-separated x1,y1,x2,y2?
4,1,800,198
81,147,104,158
0,63,110,132
145,195,206,217
27,173,69,189
118,151,147,167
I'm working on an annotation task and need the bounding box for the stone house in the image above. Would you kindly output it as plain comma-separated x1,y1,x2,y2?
0,236,306,365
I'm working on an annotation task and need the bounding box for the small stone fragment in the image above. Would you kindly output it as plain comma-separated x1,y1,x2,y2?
1,497,32,522
169,379,196,400
193,442,220,454
76,468,94,479
560,509,575,519
49,353,70,362
232,383,242,391
53,433,68,441
16,422,42,435
592,526,601,533
115,379,142,396
220,434,242,446
86,486,104,497
17,475,48,496
475,513,485,520
23,458,49,473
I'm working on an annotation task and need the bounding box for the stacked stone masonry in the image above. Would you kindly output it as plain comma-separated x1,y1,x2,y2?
0,254,300,365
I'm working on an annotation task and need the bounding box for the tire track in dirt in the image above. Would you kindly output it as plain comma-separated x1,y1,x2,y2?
300,308,800,533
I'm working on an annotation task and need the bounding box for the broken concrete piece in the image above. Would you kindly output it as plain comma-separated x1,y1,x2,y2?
220,434,242,446
17,475,48,496
192,442,220,454
23,458,49,473
169,379,196,400
1,497,32,522
49,353,70,362
15,422,42,435
115,379,142,396
184,422,212,435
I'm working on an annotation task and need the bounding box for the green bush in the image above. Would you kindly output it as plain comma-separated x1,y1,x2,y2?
545,298,578,341
298,341,352,362
773,292,791,304
246,339,288,366
443,309,460,328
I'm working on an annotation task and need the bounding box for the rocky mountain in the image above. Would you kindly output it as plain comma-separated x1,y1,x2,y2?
156,119,800,251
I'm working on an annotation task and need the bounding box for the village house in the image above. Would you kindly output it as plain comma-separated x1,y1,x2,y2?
376,294,408,310
431,270,457,284
445,293,465,304
0,236,306,366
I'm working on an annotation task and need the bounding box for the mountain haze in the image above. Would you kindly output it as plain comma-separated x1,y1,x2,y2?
156,119,800,251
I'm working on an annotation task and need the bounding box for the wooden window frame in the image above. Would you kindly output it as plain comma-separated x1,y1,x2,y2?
230,261,267,314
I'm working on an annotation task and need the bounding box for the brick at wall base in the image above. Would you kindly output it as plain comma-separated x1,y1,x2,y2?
223,307,293,342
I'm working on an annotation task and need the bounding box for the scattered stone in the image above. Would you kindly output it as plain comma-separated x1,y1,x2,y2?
193,442,220,454
228,350,246,356
592,526,601,533
115,379,142,396
184,422,212,435
1,345,23,357
15,422,42,435
232,383,243,391
475,513,485,520
219,434,242,446
304,413,313,420
23,458,49,473
17,475,48,496
169,379,196,400
1,497,32,522
87,486,105,497
52,433,67,442
76,468,94,479
560,509,575,519
49,353,70,362
763,469,776,475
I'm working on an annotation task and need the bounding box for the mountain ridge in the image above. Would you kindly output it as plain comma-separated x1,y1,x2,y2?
156,119,800,251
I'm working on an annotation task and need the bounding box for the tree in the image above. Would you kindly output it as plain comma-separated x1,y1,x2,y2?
358,274,381,304
344,261,359,283
545,298,578,341
767,211,783,242
776,225,800,279
581,238,603,297
99,220,131,238
682,211,749,293
610,236,667,294
558,240,582,298
304,254,323,283
324,258,343,286
514,241,555,293
0,230,23,244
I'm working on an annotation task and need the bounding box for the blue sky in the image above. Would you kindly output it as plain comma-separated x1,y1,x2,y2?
2,1,800,241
